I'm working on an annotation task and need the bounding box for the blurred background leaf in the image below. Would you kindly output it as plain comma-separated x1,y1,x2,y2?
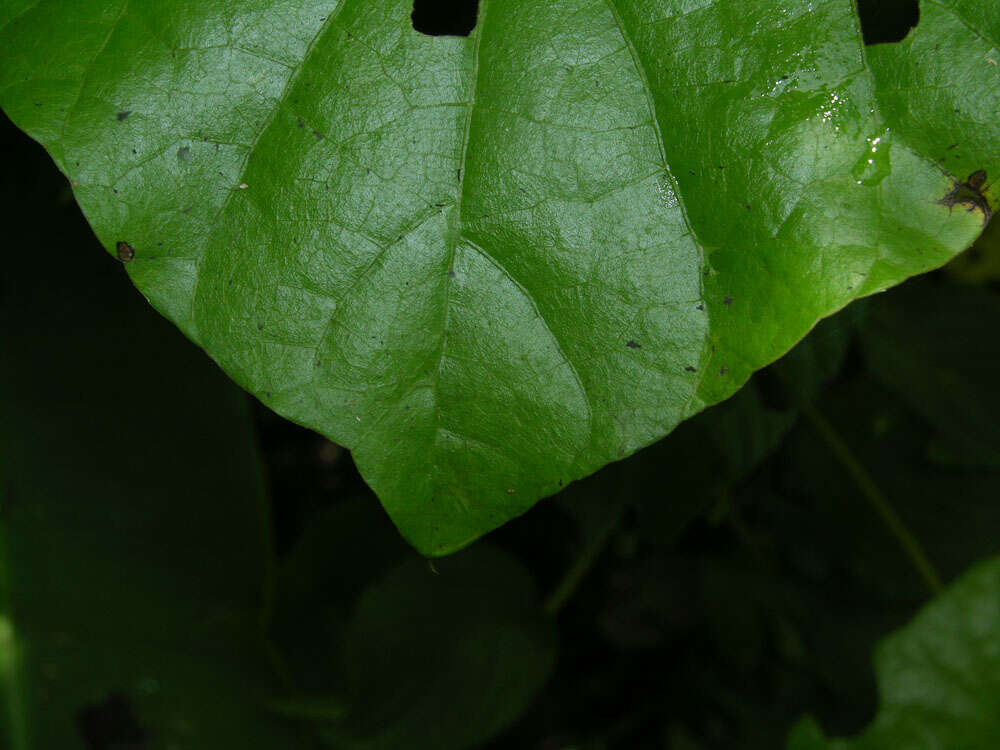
0,119,309,748
788,555,1000,749
271,498,557,750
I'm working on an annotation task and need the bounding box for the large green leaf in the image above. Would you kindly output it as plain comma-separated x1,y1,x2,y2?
788,555,1000,749
0,135,306,748
1,0,997,554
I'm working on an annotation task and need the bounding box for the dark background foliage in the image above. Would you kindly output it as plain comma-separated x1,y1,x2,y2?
5,1,1000,748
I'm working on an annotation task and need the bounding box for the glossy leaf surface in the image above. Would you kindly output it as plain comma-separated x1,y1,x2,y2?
1,0,997,553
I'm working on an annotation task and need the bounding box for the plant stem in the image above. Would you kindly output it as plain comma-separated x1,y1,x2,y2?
544,513,619,617
250,421,299,693
257,481,298,692
800,400,943,596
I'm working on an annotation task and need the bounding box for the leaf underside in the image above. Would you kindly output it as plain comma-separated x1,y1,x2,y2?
1,0,997,553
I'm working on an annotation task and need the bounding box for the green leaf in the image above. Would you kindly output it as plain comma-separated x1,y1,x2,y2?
0,142,305,748
867,0,1000,195
329,545,555,749
788,555,1000,749
2,0,997,554
270,508,556,750
269,496,413,694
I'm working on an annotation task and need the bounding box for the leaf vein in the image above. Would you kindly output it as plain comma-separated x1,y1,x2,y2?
187,1,346,337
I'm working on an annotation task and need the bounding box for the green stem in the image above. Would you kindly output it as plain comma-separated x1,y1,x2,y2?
800,400,943,596
543,513,619,617
251,423,298,693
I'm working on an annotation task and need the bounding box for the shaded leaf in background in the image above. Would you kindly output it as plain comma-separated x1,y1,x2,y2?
861,278,1000,466
2,0,997,553
271,507,556,750
772,382,1000,660
788,555,1000,749
270,497,412,695
0,138,306,746
946,213,1000,285
756,280,1000,738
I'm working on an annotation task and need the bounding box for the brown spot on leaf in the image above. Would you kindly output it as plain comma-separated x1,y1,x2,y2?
938,170,992,224
116,241,135,262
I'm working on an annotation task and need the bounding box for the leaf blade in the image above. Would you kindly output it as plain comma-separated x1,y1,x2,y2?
2,0,998,552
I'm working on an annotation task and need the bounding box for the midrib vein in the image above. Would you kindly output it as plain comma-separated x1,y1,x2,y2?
428,0,488,477
602,0,704,257
602,0,712,418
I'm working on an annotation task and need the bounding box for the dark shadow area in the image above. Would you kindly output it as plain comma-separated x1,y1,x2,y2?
411,0,479,37
76,694,148,750
254,400,369,556
856,0,919,44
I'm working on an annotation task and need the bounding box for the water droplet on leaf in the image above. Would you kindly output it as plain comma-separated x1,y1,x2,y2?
852,129,892,186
